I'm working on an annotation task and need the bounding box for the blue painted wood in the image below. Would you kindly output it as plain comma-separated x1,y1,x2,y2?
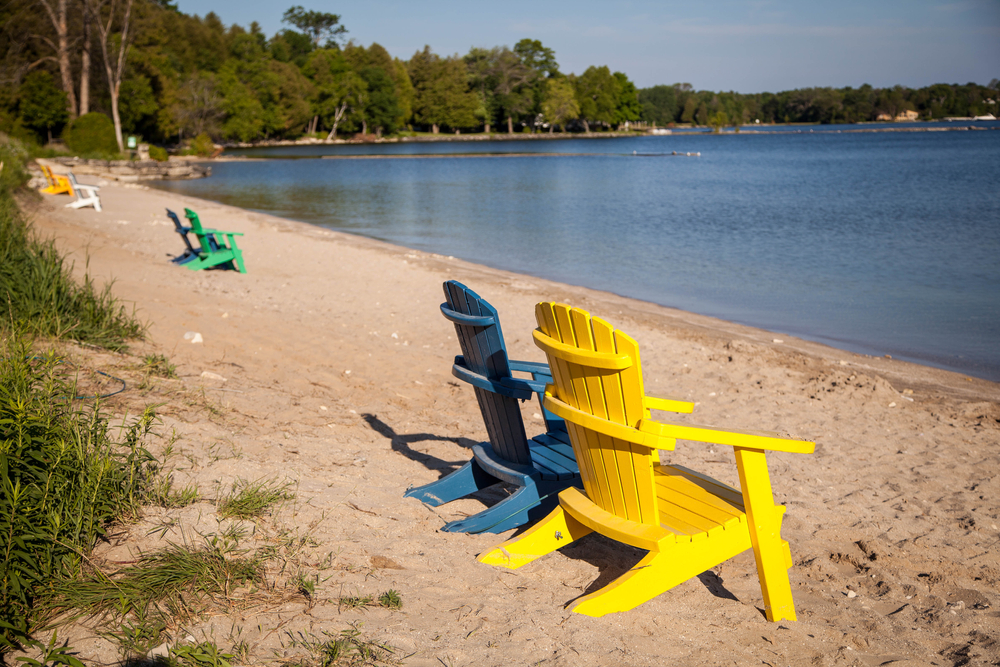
403,281,582,534
166,208,199,264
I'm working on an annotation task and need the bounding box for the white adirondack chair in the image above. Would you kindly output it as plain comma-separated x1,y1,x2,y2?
65,173,102,212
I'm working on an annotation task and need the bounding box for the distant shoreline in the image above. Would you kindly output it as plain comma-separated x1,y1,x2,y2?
220,121,998,150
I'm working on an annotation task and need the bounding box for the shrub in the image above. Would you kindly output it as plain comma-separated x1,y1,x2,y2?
63,112,118,157
0,139,145,350
0,338,159,649
190,132,215,157
148,145,168,162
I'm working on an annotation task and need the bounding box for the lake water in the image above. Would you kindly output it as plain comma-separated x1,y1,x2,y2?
152,126,1000,381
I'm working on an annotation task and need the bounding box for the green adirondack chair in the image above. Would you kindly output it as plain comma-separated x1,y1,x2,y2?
182,208,246,273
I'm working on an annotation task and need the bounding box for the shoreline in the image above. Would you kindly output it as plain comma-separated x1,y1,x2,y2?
216,121,999,149
23,181,1000,665
145,173,999,387
54,178,1000,404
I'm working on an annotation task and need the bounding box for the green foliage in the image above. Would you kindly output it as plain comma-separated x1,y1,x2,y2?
47,536,267,650
142,353,176,378
217,478,294,520
190,133,215,157
169,641,235,667
282,6,347,47
409,47,479,131
286,624,398,667
358,67,400,135
148,145,169,161
710,110,728,132
0,150,145,350
573,65,619,130
542,78,579,130
62,113,118,157
118,74,160,136
639,85,679,126
17,72,69,143
0,341,159,649
612,71,641,124
0,141,31,192
12,630,85,667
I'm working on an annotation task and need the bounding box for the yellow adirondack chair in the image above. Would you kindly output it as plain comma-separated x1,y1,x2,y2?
39,164,74,196
479,303,814,621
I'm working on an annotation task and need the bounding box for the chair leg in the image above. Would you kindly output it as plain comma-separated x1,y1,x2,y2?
568,521,752,616
735,448,798,622
404,459,499,507
442,482,550,534
478,503,593,569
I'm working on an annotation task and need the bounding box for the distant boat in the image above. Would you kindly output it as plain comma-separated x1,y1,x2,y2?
973,113,996,121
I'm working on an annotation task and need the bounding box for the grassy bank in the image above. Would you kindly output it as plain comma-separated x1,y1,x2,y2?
0,138,155,653
0,140,144,352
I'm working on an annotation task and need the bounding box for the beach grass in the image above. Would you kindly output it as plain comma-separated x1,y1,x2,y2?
217,477,296,520
0,334,160,650
0,139,145,352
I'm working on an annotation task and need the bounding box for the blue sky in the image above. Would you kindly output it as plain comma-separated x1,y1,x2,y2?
173,0,1000,92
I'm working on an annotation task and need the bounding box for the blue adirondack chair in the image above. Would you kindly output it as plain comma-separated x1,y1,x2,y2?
404,281,581,533
166,208,207,264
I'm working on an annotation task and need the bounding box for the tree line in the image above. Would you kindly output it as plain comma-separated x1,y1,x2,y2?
2,0,998,150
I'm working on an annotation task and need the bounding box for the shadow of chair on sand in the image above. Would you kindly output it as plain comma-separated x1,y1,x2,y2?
361,412,479,475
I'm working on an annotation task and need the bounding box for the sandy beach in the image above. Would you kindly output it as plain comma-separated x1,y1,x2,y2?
21,174,1000,666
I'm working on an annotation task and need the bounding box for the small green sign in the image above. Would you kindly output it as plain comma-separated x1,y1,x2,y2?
127,136,137,149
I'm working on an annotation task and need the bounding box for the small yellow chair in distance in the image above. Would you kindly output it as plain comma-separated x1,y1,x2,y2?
39,164,74,196
479,303,814,621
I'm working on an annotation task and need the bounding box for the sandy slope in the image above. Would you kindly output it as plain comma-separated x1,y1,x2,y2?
21,176,1000,667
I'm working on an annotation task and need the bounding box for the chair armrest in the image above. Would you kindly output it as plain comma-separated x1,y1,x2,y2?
644,395,694,415
451,360,535,400
201,227,242,236
508,359,550,376
637,419,814,454
499,376,548,394
76,184,100,193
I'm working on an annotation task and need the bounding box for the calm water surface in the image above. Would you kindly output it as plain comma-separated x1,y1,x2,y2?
153,128,1000,381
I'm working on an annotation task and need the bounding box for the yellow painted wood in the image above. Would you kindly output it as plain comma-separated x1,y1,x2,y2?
568,519,752,617
638,420,815,454
532,328,632,369
39,165,73,195
734,448,798,622
558,487,669,551
479,302,812,620
477,503,593,569
644,396,695,414
544,392,671,450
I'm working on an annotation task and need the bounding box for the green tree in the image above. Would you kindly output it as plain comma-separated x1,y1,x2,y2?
573,65,619,132
217,33,281,141
118,73,159,136
464,47,500,132
638,85,678,125
172,73,224,141
270,29,314,68
489,47,534,133
357,66,399,136
613,71,641,126
303,48,365,139
281,6,346,47
709,110,728,132
695,101,708,125
17,71,69,142
541,77,578,132
409,46,478,132
514,38,559,121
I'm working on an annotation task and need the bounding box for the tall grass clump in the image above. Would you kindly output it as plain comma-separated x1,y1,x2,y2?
0,138,144,351
0,332,159,650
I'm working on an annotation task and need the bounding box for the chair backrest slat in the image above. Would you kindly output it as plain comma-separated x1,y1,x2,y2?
535,302,659,526
444,281,530,466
